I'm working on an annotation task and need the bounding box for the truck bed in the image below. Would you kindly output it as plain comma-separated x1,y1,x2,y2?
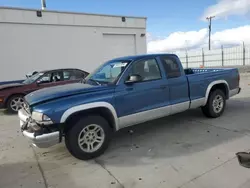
185,68,240,104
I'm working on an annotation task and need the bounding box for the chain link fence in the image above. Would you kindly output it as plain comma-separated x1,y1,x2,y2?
174,44,250,68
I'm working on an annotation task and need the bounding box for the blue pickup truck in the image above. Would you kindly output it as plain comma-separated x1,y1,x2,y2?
18,54,241,160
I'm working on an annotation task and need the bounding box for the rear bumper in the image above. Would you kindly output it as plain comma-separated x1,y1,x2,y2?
229,87,241,98
18,109,60,148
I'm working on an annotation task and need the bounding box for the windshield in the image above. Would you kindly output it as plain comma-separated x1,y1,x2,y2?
22,72,44,84
86,60,131,84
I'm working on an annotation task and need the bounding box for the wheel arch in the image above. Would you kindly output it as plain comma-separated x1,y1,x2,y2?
204,80,229,105
4,93,25,108
61,102,118,133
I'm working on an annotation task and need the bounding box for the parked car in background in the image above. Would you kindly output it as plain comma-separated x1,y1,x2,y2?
18,54,240,160
0,68,89,113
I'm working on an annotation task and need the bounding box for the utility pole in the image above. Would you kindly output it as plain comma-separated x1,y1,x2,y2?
206,16,215,50
243,41,246,66
41,0,46,10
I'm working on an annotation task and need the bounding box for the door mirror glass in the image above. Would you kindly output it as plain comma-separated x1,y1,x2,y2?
125,74,142,84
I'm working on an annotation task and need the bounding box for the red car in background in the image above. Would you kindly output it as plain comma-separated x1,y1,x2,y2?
0,68,89,113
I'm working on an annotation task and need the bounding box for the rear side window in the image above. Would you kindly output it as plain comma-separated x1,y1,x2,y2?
63,71,72,80
160,56,181,78
63,70,86,80
74,70,86,79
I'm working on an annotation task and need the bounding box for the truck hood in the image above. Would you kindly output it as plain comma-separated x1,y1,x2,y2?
25,83,109,106
0,83,23,90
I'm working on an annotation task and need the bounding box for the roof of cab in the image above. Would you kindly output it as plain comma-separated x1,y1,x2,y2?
112,53,178,61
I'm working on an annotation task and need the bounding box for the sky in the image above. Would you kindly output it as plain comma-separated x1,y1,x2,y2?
0,0,250,52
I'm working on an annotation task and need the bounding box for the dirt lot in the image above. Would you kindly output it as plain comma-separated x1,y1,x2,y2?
1,75,250,188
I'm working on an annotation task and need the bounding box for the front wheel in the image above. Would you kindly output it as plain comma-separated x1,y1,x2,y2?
65,115,112,160
201,89,226,118
6,95,24,113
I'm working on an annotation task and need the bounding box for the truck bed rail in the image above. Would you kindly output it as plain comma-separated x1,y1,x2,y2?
185,68,230,75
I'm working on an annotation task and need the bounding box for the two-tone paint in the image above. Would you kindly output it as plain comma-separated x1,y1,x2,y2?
19,54,241,148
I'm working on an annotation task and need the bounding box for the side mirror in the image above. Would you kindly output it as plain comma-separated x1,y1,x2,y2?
125,74,142,84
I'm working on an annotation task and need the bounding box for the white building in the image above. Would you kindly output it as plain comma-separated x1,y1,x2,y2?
0,7,147,81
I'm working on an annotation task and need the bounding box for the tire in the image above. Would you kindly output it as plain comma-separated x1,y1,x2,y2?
65,115,112,160
201,89,226,118
6,95,24,114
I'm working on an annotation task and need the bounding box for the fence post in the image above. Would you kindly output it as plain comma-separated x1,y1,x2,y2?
186,50,188,68
221,45,224,67
202,48,205,67
243,42,246,66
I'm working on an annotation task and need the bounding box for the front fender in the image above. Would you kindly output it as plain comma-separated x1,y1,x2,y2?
60,102,119,130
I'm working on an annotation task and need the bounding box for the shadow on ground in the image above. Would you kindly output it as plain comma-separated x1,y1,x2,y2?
0,109,16,116
96,97,250,166
39,97,250,169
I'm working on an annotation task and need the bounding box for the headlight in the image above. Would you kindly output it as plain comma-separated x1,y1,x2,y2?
32,111,51,122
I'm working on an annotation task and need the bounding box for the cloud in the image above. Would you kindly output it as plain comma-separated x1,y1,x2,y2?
146,32,153,42
147,29,208,53
201,0,250,20
212,25,250,46
147,25,250,53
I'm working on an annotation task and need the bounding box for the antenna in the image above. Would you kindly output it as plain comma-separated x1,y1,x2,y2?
41,0,46,10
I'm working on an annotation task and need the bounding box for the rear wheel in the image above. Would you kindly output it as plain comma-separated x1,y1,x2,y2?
65,115,112,160
201,89,226,118
6,95,24,113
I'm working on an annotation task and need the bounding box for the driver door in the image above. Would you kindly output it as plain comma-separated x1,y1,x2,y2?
114,58,170,128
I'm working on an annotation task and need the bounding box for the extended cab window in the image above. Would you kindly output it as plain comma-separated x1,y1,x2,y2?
161,56,181,78
130,58,161,81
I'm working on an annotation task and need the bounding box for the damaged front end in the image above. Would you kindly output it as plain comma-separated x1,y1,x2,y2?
18,108,61,148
